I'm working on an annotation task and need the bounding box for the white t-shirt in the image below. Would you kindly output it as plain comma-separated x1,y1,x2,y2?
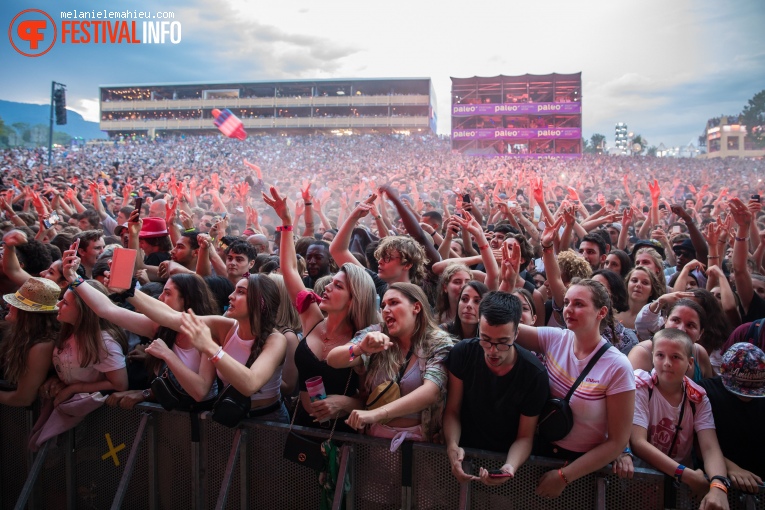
537,327,635,452
633,369,715,465
52,333,126,385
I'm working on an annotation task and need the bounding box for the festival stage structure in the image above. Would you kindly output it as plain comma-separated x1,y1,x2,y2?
450,73,582,157
99,78,437,138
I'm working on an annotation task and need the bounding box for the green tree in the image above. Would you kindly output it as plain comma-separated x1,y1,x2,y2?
646,145,658,157
0,116,9,148
590,133,606,154
52,131,72,146
741,89,765,148
12,122,31,144
631,134,647,155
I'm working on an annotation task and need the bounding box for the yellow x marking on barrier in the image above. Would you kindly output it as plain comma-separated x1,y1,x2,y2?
101,433,126,466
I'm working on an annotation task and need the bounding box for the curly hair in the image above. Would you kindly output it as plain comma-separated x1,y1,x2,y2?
557,250,593,285
374,236,428,284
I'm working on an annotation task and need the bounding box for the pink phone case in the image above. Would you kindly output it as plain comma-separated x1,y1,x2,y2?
110,248,137,290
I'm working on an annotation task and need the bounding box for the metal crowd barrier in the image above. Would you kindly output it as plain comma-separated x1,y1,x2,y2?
1,398,763,510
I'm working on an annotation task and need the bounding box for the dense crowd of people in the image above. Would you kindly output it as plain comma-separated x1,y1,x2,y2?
0,133,764,508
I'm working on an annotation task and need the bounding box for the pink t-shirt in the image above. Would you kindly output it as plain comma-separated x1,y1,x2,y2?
633,369,715,465
52,333,126,385
537,327,635,452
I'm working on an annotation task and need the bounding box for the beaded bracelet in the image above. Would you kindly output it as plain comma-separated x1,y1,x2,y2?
558,468,569,485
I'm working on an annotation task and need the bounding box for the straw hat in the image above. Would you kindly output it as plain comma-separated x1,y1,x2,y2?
3,277,61,313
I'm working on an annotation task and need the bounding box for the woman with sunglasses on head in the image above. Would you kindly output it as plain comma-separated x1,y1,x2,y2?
511,221,635,499
263,186,379,431
327,281,453,444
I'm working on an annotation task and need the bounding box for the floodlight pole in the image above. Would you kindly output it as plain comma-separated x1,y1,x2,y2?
48,81,55,167
48,81,66,167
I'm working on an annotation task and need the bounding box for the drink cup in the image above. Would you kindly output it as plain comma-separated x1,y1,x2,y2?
305,376,326,402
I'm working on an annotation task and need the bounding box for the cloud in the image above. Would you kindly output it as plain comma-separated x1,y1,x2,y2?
72,98,100,122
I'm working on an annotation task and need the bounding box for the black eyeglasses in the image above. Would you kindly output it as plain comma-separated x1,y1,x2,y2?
479,339,513,352
379,254,402,264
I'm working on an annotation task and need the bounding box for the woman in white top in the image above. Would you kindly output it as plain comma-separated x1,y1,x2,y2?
515,276,635,499
130,269,288,422
62,250,220,409
43,279,129,406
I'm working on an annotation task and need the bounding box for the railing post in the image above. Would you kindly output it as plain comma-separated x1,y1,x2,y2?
147,412,159,510
594,475,607,510
110,412,150,510
65,428,75,510
458,459,472,510
13,438,53,510
189,413,204,510
331,445,351,510
239,428,249,509
214,427,244,510
346,444,355,510
401,441,413,510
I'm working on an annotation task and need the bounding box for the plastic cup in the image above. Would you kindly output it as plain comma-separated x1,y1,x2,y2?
305,376,326,403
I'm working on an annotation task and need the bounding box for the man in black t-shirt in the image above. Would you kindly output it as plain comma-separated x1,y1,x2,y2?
444,291,549,486
699,342,765,492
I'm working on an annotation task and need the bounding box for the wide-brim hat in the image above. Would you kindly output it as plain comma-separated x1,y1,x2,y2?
631,239,666,260
3,277,60,313
139,217,169,239
114,223,128,236
721,342,765,398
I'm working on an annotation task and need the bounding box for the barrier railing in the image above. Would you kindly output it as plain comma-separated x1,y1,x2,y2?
1,398,763,509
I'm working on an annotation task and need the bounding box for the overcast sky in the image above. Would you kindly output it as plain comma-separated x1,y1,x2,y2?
2,0,763,148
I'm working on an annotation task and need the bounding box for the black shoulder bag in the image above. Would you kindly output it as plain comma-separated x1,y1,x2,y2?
283,370,353,470
537,343,611,443
211,352,257,428
151,363,218,412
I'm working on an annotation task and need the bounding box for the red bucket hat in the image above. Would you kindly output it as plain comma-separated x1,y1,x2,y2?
139,217,169,239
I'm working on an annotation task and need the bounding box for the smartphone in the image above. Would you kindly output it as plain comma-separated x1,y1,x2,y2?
658,204,666,210
71,238,80,255
133,197,144,219
672,226,682,234
43,211,60,229
463,193,471,204
109,248,138,290
753,194,761,202
487,470,512,478
221,212,227,220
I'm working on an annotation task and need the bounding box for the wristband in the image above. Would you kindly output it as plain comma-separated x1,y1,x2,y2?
349,344,357,362
304,202,312,206
69,275,85,289
276,225,294,232
707,256,720,259
709,482,728,494
709,475,731,490
209,346,225,363
622,446,634,459
477,244,489,250
541,243,553,249
185,227,196,232
735,236,749,242
674,464,685,486
374,215,382,220
558,467,569,485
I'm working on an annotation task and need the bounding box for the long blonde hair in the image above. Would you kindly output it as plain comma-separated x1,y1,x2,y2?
339,263,380,334
268,273,301,333
365,282,452,391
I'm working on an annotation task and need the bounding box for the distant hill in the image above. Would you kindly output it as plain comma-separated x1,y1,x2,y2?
0,100,107,140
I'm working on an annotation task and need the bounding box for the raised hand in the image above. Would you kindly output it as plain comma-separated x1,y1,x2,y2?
262,186,292,224
648,179,661,203
301,181,312,203
540,216,564,248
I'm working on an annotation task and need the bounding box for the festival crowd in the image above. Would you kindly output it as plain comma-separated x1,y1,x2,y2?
0,133,764,508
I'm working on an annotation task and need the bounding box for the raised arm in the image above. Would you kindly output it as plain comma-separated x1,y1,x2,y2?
262,186,324,330
1,230,33,286
329,194,377,268
540,217,567,311
381,184,441,269
62,249,157,338
729,198,754,313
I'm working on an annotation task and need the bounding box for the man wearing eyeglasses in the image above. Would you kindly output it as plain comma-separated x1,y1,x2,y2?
444,291,549,485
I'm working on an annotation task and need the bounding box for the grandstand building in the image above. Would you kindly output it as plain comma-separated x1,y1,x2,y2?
450,73,582,157
99,78,437,138
703,115,765,158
